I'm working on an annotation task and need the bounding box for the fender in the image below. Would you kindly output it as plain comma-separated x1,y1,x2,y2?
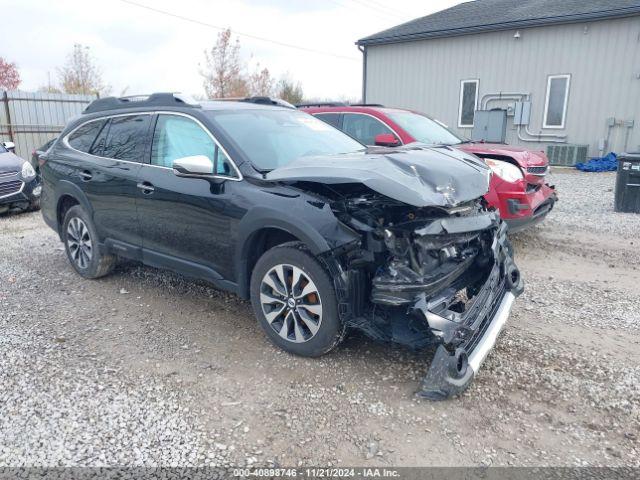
234,203,360,298
51,180,94,237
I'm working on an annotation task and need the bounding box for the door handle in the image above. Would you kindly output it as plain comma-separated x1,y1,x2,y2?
137,182,155,194
79,170,92,181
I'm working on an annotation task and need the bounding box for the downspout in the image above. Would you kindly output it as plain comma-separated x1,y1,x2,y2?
358,45,367,103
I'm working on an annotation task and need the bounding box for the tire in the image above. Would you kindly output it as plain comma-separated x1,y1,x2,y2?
250,244,345,357
62,205,116,279
29,197,41,211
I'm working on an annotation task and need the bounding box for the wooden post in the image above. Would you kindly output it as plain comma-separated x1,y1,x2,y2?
2,90,14,142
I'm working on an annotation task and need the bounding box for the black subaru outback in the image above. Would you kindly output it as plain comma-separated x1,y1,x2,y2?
41,93,523,399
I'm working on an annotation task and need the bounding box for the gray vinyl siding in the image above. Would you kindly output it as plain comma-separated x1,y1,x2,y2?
365,16,640,156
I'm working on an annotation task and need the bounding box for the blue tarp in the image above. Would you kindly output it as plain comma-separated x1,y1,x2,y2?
575,152,617,172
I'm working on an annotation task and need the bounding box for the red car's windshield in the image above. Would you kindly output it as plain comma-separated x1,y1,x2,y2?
387,111,466,146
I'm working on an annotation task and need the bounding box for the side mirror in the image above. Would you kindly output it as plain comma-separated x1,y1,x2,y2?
2,141,15,152
172,155,213,176
374,133,400,147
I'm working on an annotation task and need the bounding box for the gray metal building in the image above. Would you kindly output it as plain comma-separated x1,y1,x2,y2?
357,0,640,163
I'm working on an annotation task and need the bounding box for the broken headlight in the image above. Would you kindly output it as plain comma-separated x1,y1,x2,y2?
21,162,36,181
484,159,523,183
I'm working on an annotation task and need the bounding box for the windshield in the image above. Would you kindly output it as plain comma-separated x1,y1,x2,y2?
0,144,6,153
387,111,465,146
207,109,365,170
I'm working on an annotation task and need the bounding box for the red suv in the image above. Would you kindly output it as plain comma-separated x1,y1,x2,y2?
299,104,557,232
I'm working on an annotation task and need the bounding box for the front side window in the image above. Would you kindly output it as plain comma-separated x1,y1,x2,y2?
386,111,464,146
342,113,396,146
543,74,570,128
151,114,235,177
152,115,214,168
207,109,364,171
215,148,234,176
101,115,151,161
67,120,106,153
458,79,479,128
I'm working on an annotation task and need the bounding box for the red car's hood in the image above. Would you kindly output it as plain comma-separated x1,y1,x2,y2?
457,143,548,168
457,143,548,185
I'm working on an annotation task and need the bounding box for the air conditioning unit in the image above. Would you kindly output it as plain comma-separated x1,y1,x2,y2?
546,144,589,166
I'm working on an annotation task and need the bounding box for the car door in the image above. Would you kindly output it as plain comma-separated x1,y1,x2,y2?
136,112,240,282
63,114,151,251
341,113,399,146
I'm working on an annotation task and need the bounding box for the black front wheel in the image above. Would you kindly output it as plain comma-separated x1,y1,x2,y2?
250,244,345,357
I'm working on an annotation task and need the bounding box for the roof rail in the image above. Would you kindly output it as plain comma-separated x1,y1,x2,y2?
296,102,348,108
83,92,201,114
213,96,295,109
349,103,385,107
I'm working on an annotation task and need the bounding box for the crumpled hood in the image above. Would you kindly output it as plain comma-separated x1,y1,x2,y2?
266,145,491,208
0,151,25,174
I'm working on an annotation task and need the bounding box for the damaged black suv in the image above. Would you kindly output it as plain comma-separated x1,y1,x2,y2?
41,93,523,399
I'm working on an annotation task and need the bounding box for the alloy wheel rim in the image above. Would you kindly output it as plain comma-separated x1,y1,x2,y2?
260,264,322,343
66,217,92,269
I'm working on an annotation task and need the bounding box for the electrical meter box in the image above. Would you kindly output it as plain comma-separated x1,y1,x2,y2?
471,110,507,143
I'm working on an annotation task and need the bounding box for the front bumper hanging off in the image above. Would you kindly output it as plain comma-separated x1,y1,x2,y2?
415,222,524,400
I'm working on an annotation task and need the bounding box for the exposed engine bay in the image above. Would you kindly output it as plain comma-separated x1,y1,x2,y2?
292,181,523,400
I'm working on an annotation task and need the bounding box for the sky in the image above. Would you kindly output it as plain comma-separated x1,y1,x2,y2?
0,0,463,100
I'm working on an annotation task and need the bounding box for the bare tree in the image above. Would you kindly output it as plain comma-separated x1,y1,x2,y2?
58,44,109,96
200,29,248,98
276,76,304,105
0,57,21,90
247,65,274,97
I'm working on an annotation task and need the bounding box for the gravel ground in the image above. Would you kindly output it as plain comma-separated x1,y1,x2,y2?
1,170,639,468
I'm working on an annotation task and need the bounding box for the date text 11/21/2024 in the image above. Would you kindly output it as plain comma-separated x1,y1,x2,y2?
233,467,401,477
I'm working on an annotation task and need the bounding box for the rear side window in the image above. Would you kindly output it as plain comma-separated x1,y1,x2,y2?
314,113,341,129
101,115,151,161
90,121,110,156
67,120,105,153
342,113,396,145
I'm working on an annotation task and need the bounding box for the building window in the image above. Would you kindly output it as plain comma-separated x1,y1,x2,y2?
458,79,479,128
543,74,570,129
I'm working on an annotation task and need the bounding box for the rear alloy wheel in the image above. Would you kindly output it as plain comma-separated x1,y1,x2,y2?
66,217,93,269
62,205,116,279
250,244,344,357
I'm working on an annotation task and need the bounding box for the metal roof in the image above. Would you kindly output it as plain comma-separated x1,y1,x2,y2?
357,0,640,46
